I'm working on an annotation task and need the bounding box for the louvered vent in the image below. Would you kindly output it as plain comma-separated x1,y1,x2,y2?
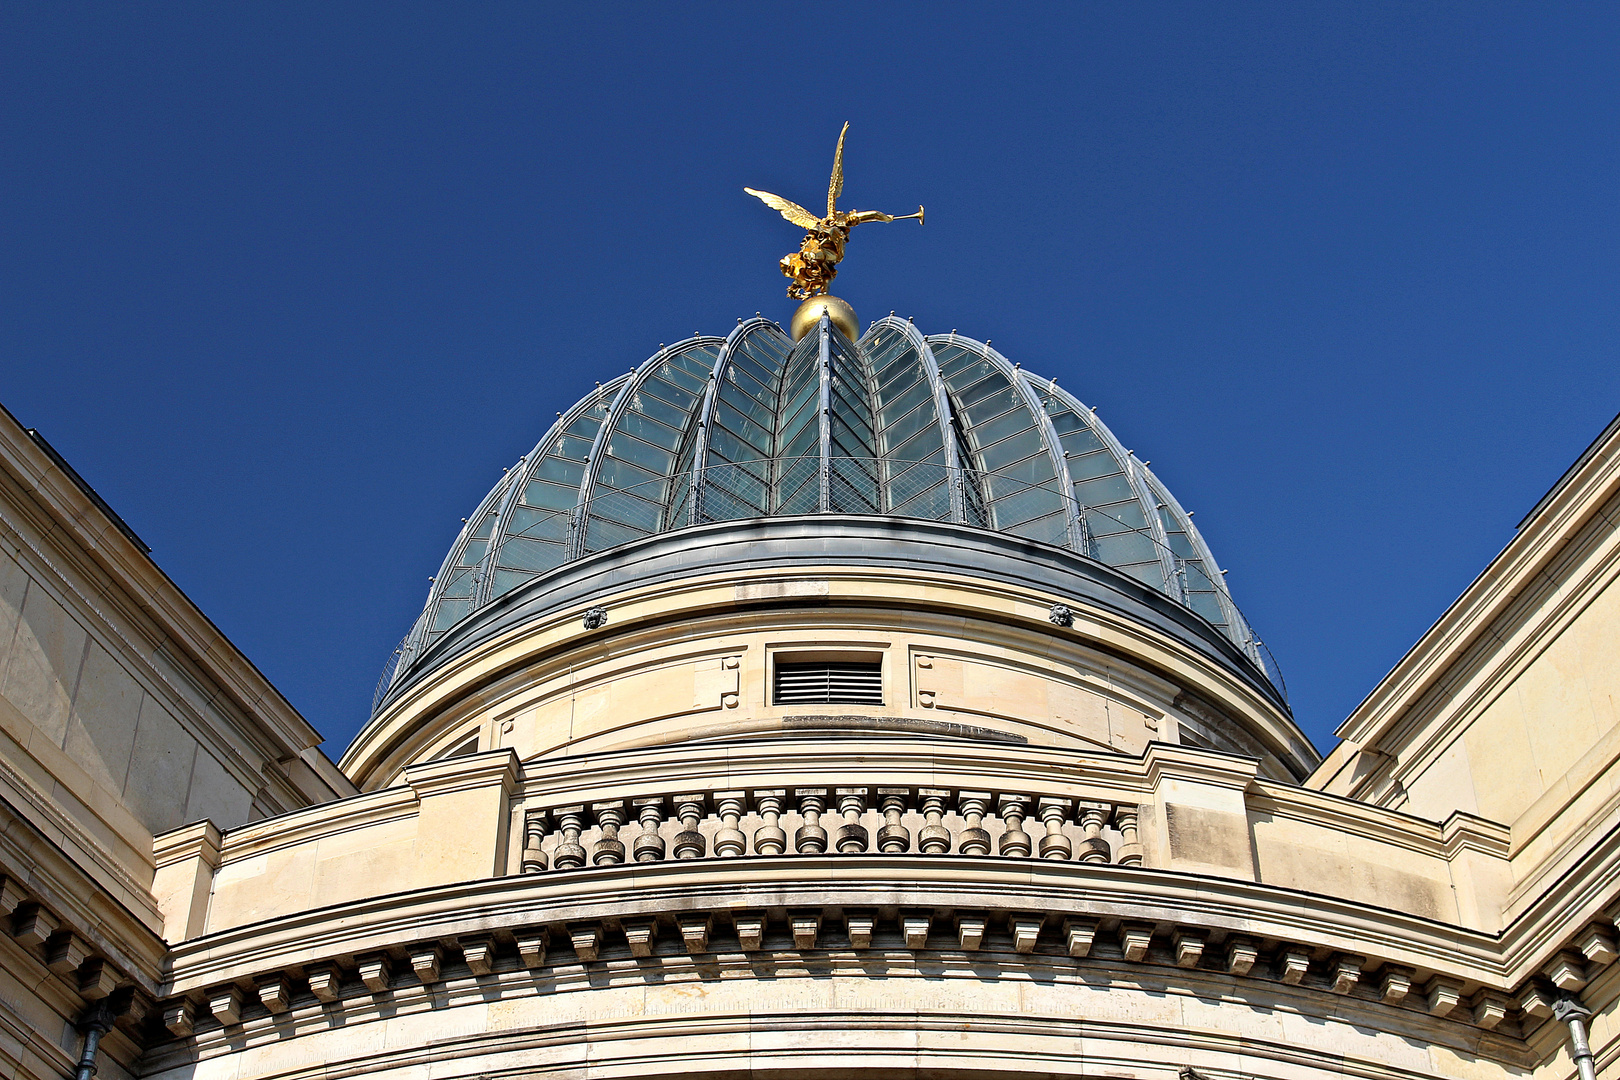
774,661,883,706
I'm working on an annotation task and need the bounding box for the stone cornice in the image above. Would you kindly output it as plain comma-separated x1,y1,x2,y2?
0,797,168,989
155,934,1532,1077
159,855,1509,997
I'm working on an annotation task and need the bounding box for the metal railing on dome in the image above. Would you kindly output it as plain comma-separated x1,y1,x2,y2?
375,456,1286,712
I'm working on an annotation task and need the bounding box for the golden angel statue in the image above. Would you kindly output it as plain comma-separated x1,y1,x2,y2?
746,122,924,300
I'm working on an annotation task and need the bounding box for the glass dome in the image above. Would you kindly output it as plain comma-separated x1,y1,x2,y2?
378,314,1275,707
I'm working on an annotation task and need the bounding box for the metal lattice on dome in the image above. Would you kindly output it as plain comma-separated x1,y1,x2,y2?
377,314,1276,709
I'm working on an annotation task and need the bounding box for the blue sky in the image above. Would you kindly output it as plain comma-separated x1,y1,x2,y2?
2,3,1617,754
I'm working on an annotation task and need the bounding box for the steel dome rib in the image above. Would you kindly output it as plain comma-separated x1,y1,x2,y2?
388,317,1275,704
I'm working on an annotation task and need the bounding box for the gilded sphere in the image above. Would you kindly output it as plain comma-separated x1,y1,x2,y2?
790,295,859,341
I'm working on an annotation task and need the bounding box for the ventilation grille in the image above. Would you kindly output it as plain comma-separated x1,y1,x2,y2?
774,661,883,706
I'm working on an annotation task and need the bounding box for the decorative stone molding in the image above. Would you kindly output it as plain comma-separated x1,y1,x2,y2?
460,935,495,975
205,985,242,1027
305,964,341,1001
1277,947,1311,985
622,919,656,957
1227,937,1258,976
1542,950,1587,991
1426,978,1464,1017
1380,965,1414,1005
409,945,442,985
0,869,136,1013
568,924,600,962
1174,930,1205,969
1331,955,1365,995
846,911,875,949
154,901,1543,1051
254,974,291,1013
734,912,765,951
356,953,391,993
1065,918,1097,958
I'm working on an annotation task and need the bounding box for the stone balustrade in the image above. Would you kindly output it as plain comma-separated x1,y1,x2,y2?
517,786,1143,871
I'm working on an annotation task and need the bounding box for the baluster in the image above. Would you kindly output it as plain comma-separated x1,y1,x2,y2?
521,809,548,873
918,789,951,854
957,793,992,855
835,788,869,853
998,795,1032,857
877,790,911,853
632,798,666,862
552,807,587,870
795,789,829,853
714,792,747,857
753,790,787,855
1113,805,1143,866
592,802,626,865
672,794,707,859
1038,798,1074,860
1078,802,1112,864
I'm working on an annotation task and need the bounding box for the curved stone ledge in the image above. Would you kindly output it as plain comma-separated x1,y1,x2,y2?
163,854,1509,998
150,892,1535,1080
147,970,1530,1080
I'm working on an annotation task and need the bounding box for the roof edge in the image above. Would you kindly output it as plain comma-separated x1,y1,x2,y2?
0,400,353,800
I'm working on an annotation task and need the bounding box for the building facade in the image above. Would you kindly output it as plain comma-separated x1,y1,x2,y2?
1,312,1618,1080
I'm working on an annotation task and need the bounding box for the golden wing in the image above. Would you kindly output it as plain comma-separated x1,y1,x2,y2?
744,187,822,230
827,121,849,217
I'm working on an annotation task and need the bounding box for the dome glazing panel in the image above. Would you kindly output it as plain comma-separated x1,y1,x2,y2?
382,314,1273,706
